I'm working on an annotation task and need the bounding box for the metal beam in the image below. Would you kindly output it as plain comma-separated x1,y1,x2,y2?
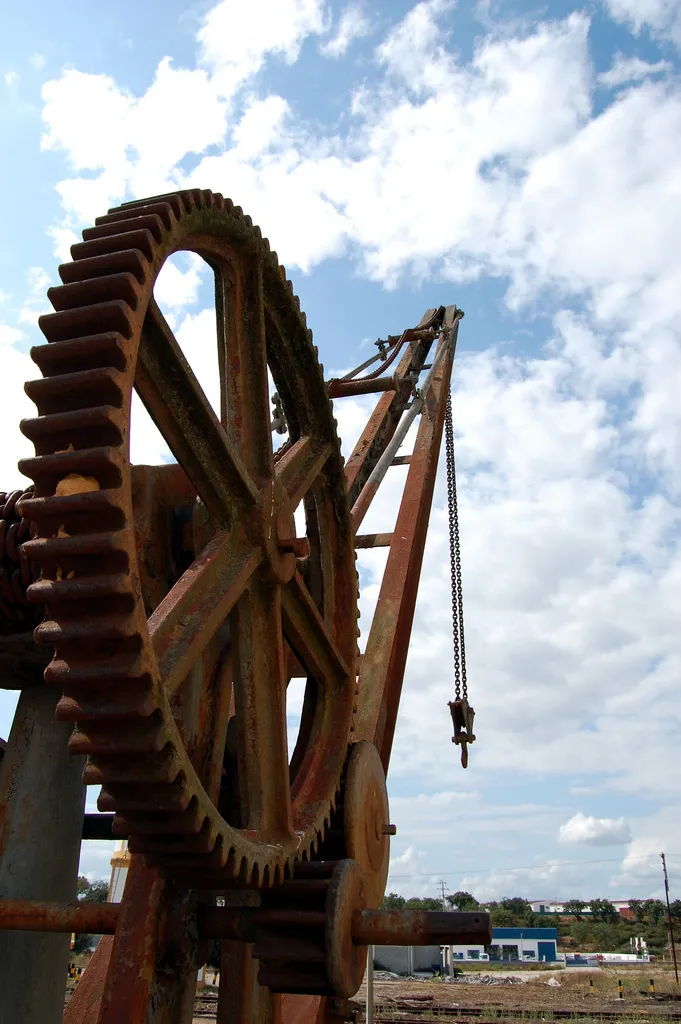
354,307,459,770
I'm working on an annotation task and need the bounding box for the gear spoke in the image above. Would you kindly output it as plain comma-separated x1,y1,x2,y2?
216,257,274,484
232,577,293,842
281,571,350,689
136,298,260,519
275,436,333,509
149,528,261,698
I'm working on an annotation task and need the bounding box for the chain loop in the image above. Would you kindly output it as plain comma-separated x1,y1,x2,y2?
445,389,467,701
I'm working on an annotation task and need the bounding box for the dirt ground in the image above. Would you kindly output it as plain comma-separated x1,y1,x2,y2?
355,965,681,1018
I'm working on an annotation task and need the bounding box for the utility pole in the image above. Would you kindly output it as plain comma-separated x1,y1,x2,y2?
661,852,679,985
439,880,448,910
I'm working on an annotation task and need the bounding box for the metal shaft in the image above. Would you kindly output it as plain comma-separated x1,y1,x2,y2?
0,899,492,949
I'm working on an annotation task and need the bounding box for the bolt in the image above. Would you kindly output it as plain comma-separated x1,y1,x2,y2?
382,824,397,836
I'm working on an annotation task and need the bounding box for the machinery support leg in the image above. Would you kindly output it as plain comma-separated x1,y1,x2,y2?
0,684,85,1023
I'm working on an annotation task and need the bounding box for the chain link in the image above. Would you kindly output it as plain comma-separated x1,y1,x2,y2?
445,389,467,701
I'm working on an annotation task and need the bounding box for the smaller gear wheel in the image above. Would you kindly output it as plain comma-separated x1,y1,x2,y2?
252,743,392,998
343,740,391,909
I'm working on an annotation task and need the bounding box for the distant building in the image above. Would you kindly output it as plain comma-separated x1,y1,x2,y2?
449,926,559,965
376,927,559,974
529,900,634,919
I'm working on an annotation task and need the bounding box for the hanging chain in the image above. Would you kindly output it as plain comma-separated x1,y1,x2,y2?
445,388,467,700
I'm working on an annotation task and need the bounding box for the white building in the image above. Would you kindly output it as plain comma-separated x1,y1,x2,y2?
529,900,633,917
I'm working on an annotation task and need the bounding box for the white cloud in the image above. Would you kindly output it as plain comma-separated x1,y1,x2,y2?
559,812,632,846
598,54,673,87
320,5,371,57
198,0,325,95
0,325,24,347
10,0,681,896
30,53,46,70
154,257,203,311
4,71,18,87
0,290,9,304
603,0,681,46
0,326,41,487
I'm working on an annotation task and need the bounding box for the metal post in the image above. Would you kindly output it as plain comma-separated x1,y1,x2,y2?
0,683,85,1023
366,944,374,1024
661,852,679,984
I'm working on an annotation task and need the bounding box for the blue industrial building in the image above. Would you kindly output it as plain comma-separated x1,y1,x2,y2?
448,926,559,964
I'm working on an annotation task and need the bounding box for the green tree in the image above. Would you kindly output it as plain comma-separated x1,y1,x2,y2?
629,899,645,923
488,903,515,927
72,877,109,954
589,898,619,923
669,899,681,921
642,899,666,926
381,892,406,910
447,891,480,911
405,896,442,911
564,899,586,920
77,877,109,903
499,897,535,926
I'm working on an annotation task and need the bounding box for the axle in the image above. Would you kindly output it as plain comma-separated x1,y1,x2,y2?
0,898,491,947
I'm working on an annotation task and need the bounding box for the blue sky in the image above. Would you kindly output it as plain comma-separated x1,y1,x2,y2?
1,0,681,901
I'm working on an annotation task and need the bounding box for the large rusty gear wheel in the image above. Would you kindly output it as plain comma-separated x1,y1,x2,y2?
18,188,357,887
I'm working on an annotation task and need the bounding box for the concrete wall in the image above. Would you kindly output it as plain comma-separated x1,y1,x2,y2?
374,945,442,974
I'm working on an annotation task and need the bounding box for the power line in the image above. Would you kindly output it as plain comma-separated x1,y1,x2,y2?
388,852,681,880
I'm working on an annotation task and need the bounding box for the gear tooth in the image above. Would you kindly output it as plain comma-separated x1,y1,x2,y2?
244,214,253,229
262,236,270,252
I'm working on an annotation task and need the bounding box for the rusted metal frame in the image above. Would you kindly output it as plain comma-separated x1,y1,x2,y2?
149,528,261,697
276,437,333,509
0,899,490,948
354,534,392,549
327,375,397,399
391,455,411,467
350,326,455,532
135,298,259,520
96,857,167,1024
344,308,441,510
354,324,456,771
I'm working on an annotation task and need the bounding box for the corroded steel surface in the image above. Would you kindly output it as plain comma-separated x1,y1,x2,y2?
0,187,462,1023
0,898,119,933
355,308,459,770
19,189,357,889
351,909,492,947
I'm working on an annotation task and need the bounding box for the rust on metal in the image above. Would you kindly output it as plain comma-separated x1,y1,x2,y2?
0,185,467,1024
354,533,393,549
0,898,119,934
327,375,397,399
354,308,460,770
351,910,492,947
